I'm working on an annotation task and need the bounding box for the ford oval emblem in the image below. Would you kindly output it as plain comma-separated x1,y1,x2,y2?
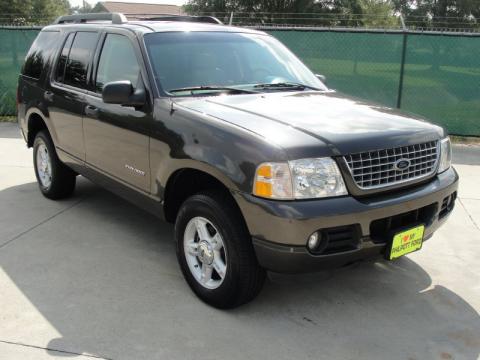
394,159,411,170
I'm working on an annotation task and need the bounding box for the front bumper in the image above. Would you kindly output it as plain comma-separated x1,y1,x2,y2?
233,167,459,273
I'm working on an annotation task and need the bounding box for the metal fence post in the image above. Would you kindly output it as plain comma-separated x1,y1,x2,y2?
396,16,408,109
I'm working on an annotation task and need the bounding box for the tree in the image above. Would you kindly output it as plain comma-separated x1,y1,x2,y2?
184,0,318,17
359,0,398,27
184,0,478,29
0,0,69,24
70,1,94,14
33,0,70,20
183,0,233,14
392,0,478,29
183,0,398,27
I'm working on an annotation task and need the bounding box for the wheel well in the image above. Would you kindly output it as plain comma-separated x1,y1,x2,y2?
164,168,237,223
27,113,48,147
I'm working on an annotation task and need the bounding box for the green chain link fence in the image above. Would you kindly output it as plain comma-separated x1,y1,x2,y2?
267,28,480,136
0,26,479,136
0,27,39,116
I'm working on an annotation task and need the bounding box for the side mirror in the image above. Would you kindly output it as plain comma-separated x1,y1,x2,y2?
102,80,145,108
315,74,327,83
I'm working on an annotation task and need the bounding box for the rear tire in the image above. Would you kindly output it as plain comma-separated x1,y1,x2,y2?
33,131,76,200
175,190,266,309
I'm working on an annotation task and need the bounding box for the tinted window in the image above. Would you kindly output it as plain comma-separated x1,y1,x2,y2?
96,34,140,92
22,31,60,79
55,33,74,83
144,32,326,94
63,32,98,89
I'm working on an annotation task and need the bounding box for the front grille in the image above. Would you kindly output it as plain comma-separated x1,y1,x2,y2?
344,141,439,190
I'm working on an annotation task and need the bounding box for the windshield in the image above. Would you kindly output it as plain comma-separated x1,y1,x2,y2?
144,31,327,96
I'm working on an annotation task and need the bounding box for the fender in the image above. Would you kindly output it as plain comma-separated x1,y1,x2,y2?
24,106,59,147
153,159,242,200
149,98,288,198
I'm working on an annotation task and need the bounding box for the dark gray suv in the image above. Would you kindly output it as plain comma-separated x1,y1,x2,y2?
17,13,458,308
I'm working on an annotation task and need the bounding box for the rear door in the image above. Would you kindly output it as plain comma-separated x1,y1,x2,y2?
47,31,99,161
83,30,152,192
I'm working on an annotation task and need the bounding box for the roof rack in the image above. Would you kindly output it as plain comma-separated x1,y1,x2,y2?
53,12,223,26
54,12,127,25
140,15,223,25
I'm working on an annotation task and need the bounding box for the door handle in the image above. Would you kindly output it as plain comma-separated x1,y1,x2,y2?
44,91,54,102
85,105,99,118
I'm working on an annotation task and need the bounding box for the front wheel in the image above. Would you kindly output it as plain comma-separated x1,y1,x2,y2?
175,190,266,309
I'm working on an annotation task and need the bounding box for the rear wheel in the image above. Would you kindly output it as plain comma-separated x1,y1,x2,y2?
175,190,266,309
33,131,76,200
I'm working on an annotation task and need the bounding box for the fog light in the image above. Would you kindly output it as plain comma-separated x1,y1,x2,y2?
308,232,320,250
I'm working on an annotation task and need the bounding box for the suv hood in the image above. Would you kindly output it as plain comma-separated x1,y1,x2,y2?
174,91,444,157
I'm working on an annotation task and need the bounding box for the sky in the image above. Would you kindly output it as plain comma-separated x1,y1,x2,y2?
69,0,187,8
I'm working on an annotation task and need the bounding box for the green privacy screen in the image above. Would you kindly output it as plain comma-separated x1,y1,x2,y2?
268,29,480,136
269,30,404,109
0,28,39,116
0,27,479,136
401,34,480,136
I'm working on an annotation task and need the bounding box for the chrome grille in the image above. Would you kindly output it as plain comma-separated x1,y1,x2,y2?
344,141,439,190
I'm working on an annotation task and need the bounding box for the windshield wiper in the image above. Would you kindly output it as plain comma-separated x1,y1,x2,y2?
168,86,256,95
253,82,320,91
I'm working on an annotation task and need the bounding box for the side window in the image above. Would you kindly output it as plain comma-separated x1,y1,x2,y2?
55,33,74,83
63,32,98,89
96,34,140,93
22,31,60,79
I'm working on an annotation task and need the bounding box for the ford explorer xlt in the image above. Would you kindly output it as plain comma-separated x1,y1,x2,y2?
17,13,458,309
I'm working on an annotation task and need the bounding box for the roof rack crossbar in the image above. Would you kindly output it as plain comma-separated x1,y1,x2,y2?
140,15,223,25
54,12,127,25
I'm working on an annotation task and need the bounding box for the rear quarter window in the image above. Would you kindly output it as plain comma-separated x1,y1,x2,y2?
55,33,75,83
22,31,60,79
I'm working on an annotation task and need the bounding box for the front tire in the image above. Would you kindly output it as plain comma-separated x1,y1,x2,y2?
175,190,266,309
33,131,76,200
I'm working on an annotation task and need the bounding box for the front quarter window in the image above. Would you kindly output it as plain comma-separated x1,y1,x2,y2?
144,31,327,96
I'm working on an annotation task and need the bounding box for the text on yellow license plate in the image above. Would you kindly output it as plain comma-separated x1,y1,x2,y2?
389,225,425,260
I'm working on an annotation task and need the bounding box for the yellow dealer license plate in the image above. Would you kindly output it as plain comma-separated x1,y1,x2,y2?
388,225,425,260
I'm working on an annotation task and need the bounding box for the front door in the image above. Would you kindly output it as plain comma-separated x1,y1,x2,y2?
83,31,151,192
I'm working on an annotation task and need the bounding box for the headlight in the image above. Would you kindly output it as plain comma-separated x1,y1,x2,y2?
253,158,347,199
438,137,452,173
290,158,348,198
253,162,293,199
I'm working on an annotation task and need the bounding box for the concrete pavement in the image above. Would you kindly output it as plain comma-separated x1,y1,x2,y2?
0,122,479,360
